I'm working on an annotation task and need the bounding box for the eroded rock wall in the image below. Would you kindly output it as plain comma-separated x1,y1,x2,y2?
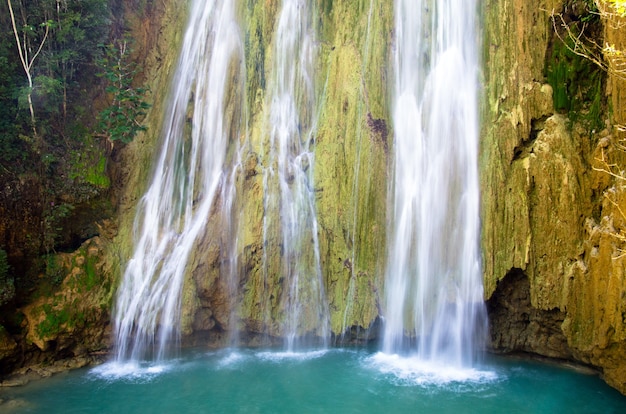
111,1,626,395
0,0,188,376
181,0,393,342
7,0,626,397
312,0,391,338
481,0,626,394
100,1,391,346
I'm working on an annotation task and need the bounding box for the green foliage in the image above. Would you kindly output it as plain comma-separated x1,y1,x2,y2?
1,0,111,165
33,0,109,117
0,249,15,306
0,24,29,167
0,0,115,196
96,40,151,144
5,0,106,128
32,75,64,113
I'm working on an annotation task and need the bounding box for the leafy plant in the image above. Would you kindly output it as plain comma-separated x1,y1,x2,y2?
96,39,151,145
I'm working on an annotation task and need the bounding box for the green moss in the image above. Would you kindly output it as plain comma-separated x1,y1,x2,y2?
82,255,99,292
66,247,107,295
545,34,605,131
319,0,333,15
69,150,111,189
244,0,279,121
35,299,91,340
85,156,110,188
312,0,391,334
36,303,70,339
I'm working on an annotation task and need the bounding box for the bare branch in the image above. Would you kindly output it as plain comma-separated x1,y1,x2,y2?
7,0,50,139
549,7,626,81
7,0,29,83
28,23,50,73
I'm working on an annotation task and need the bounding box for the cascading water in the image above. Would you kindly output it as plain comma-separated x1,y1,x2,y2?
261,0,329,350
112,0,243,362
382,0,487,366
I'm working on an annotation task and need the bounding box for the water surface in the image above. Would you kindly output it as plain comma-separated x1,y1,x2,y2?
2,349,625,413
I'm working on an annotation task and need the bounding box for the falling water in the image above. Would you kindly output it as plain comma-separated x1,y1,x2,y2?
112,0,243,362
383,0,487,366
262,0,330,350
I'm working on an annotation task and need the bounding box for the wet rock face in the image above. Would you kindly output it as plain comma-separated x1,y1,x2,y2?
5,0,625,396
486,269,572,359
113,1,626,395
481,0,626,395
170,0,394,341
0,237,113,377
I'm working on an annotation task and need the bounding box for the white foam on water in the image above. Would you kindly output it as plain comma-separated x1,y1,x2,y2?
216,351,248,369
89,360,173,381
256,349,328,362
366,352,498,387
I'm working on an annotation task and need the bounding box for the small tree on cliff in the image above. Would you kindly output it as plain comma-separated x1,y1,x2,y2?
96,39,151,148
6,0,50,144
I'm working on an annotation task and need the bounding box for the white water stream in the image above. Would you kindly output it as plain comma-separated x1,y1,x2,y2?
383,0,487,366
262,0,330,349
111,0,485,364
112,0,243,362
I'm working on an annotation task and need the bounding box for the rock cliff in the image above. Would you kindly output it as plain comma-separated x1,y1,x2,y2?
481,0,626,394
3,0,626,396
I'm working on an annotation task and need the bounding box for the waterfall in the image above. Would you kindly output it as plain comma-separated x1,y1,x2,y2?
383,0,487,366
112,0,244,362
261,0,330,350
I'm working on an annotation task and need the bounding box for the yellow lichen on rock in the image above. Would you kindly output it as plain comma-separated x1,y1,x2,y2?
482,0,626,394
